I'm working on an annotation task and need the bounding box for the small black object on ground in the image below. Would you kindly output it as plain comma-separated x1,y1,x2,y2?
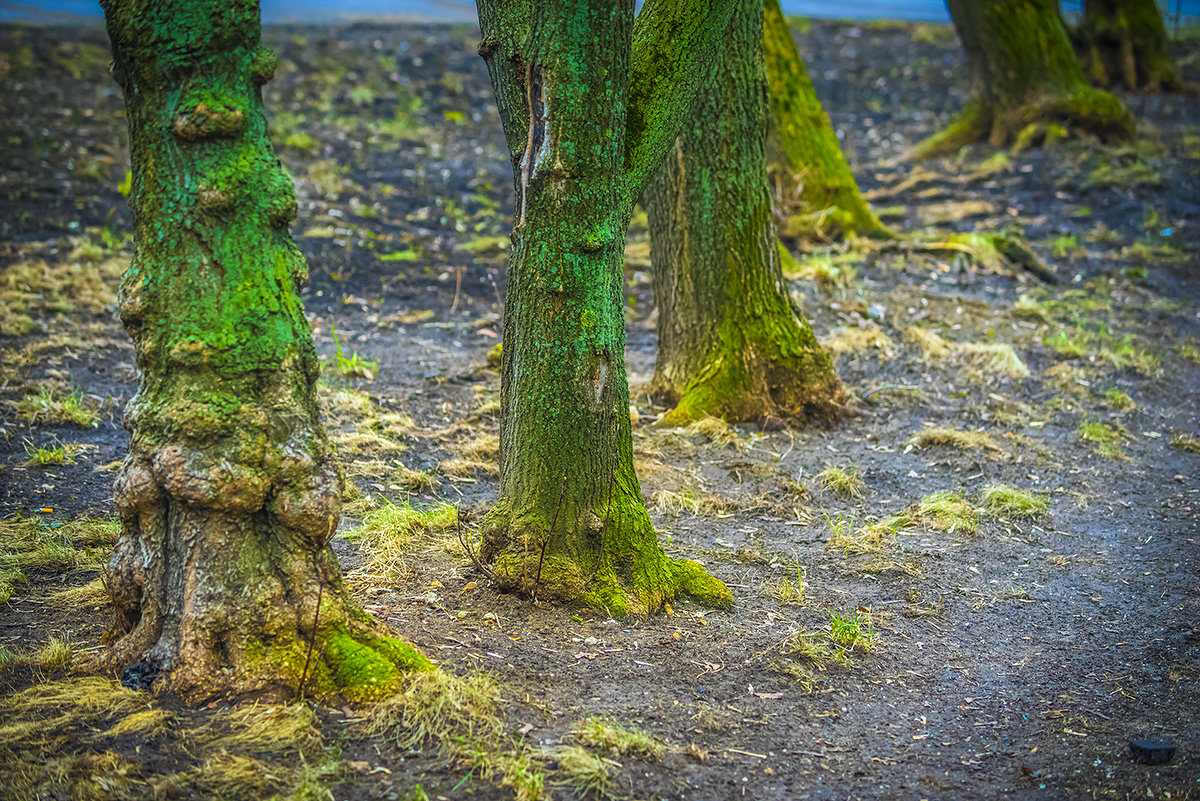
1129,739,1175,765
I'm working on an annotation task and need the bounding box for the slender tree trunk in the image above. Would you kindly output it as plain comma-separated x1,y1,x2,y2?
475,0,737,616
645,0,846,426
101,0,429,703
911,0,1134,157
1077,0,1183,92
763,0,886,241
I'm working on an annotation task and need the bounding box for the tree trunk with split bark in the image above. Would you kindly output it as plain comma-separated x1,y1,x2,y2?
1076,0,1183,92
101,0,429,703
763,0,886,241
645,0,846,426
474,0,737,616
911,0,1135,157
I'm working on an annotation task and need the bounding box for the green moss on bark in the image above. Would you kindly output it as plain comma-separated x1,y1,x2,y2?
475,0,739,616
763,0,886,241
100,0,426,703
647,0,846,426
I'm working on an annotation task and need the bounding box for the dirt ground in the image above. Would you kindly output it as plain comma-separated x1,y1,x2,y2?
1,15,1198,801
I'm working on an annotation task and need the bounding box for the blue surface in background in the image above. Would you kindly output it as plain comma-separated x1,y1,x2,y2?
2,0,1197,25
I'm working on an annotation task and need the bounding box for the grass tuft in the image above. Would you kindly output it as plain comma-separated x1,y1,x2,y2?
16,385,100,427
364,670,500,751
822,326,895,357
981,485,1048,518
23,441,83,467
573,717,666,760
1077,420,1126,459
347,501,458,580
552,744,617,798
905,426,1001,453
817,465,865,498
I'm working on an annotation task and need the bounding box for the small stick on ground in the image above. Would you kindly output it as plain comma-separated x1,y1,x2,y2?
531,486,566,601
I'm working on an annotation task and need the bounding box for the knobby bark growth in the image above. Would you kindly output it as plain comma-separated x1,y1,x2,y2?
1075,0,1184,92
101,0,429,703
910,0,1134,158
475,0,738,616
645,0,847,426
763,0,886,241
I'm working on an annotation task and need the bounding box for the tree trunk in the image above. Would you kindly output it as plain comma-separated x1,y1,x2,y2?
911,0,1134,157
645,0,847,426
1077,0,1183,92
101,0,429,703
763,0,886,241
475,0,737,616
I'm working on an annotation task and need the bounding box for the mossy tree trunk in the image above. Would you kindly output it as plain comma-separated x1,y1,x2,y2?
763,0,886,241
645,0,847,426
1076,0,1183,92
475,0,737,616
101,0,429,703
911,0,1135,157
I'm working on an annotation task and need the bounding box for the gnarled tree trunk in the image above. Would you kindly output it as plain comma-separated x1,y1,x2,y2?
764,0,886,241
101,0,429,703
911,0,1134,157
1076,0,1184,92
474,0,737,616
645,0,846,426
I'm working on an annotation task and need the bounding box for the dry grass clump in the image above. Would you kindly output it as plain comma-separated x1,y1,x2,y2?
441,433,500,477
649,488,736,517
905,426,1002,453
573,717,666,760
205,703,324,756
981,484,1048,518
347,502,458,580
0,249,123,335
677,415,742,448
822,326,895,357
1171,433,1200,453
958,342,1029,379
332,430,405,459
364,670,500,750
0,677,151,749
914,491,979,534
553,744,618,798
0,517,119,574
903,326,953,360
49,578,108,609
903,327,1029,378
767,575,805,605
817,465,865,498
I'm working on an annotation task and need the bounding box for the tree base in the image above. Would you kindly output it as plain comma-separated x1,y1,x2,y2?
654,310,848,427
480,498,733,617
907,89,1134,159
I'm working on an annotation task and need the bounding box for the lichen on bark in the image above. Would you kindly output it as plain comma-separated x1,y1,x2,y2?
101,0,427,703
645,0,847,427
475,0,738,616
911,0,1134,158
763,0,886,241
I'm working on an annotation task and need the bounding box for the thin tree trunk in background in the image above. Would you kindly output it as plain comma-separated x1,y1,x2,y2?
101,0,429,702
911,0,1134,157
763,0,886,241
474,0,738,616
646,0,846,426
1077,0,1184,91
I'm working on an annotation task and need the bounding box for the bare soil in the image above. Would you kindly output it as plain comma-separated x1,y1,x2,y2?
1,17,1198,801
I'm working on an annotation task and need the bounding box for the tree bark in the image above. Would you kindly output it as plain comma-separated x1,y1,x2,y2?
475,0,737,616
911,0,1135,157
763,0,886,241
1076,0,1183,92
101,0,429,703
645,0,847,426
